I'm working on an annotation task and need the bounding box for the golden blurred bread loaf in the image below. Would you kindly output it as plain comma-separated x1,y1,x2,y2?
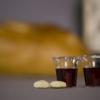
0,21,89,76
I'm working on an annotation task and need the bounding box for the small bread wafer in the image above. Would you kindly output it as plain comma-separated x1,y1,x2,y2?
50,81,66,88
33,80,50,88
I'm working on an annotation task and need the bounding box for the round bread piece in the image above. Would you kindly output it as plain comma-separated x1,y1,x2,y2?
50,81,66,88
33,80,50,88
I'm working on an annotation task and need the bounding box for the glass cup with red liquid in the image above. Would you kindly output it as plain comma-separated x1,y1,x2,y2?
53,56,77,87
81,55,100,87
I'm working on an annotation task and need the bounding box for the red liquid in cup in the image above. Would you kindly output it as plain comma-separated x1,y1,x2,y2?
84,68,100,86
56,68,77,87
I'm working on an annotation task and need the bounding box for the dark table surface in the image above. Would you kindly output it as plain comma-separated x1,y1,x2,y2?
0,76,100,100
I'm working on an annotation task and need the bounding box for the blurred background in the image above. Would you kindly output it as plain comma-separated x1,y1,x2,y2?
0,0,82,36
0,0,99,76
0,0,88,76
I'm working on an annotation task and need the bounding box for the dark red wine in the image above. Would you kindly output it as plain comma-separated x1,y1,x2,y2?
84,68,100,86
56,68,77,87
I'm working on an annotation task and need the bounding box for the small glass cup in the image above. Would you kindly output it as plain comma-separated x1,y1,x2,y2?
53,56,77,87
81,55,100,86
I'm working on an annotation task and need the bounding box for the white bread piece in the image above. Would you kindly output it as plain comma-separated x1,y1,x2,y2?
33,80,50,88
50,81,66,88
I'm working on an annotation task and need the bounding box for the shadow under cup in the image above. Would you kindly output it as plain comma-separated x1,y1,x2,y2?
53,57,77,87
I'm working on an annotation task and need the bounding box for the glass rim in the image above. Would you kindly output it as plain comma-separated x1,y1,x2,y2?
91,55,100,59
52,56,74,60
